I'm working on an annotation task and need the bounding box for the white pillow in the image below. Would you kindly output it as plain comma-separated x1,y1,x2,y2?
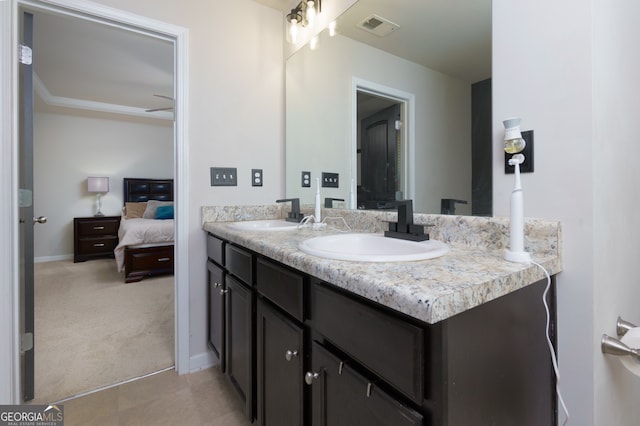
143,200,173,219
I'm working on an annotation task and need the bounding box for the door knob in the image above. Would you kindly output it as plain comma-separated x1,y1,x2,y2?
285,350,298,361
305,371,320,385
33,216,47,224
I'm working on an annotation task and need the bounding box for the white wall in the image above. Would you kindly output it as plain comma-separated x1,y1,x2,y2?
32,111,173,261
85,0,285,367
286,34,472,214
592,1,640,424
493,0,640,424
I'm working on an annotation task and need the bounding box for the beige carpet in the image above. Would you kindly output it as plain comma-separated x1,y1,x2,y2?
32,259,175,404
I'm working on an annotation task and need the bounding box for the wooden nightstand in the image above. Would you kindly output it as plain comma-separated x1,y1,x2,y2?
73,216,121,263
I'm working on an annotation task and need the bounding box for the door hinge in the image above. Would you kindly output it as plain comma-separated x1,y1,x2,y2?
19,44,32,65
395,120,402,130
19,189,33,207
21,332,33,352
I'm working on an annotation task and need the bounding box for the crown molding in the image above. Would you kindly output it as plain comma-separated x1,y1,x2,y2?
33,73,173,120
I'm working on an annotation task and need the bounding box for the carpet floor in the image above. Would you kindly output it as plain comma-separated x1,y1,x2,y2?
32,259,175,404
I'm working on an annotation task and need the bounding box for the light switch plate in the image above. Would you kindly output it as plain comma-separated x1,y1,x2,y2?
322,172,339,188
211,167,237,186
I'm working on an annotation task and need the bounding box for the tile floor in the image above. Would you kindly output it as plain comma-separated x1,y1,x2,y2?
60,367,251,426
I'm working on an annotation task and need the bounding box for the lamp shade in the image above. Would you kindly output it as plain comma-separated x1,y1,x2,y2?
87,176,109,193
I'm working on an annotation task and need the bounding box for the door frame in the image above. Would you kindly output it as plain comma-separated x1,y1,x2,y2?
0,0,190,403
351,77,415,206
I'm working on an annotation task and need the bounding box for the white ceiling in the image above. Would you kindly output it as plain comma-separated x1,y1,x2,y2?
26,0,490,120
335,0,491,83
26,7,174,119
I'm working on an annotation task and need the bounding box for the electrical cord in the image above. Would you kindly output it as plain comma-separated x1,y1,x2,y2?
531,260,570,425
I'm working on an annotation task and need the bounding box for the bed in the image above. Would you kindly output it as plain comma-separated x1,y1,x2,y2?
115,178,175,283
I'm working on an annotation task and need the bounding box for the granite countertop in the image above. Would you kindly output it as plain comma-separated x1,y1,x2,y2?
202,205,563,324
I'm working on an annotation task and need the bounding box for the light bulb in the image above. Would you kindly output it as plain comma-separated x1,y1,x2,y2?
306,1,316,25
289,19,299,44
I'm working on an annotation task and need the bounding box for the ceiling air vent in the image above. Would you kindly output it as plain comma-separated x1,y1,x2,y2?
358,14,400,37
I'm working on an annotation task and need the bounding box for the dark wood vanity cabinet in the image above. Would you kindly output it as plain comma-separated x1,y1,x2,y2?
206,234,255,421
206,232,557,426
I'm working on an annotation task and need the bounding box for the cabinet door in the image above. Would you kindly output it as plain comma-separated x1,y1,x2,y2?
313,283,424,403
225,275,254,421
309,342,422,426
256,298,304,426
207,260,225,371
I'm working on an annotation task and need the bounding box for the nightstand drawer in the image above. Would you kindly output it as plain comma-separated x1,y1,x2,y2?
77,219,119,236
78,236,118,254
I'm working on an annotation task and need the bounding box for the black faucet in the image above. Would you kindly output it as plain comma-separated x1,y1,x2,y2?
276,198,305,223
441,198,468,215
383,200,429,241
324,197,345,208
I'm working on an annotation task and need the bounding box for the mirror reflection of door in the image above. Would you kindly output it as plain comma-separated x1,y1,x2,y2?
357,92,402,209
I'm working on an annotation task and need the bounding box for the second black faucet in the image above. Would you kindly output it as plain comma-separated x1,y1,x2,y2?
383,200,429,241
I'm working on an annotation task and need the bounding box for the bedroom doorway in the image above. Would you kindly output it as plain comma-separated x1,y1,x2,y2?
19,0,187,404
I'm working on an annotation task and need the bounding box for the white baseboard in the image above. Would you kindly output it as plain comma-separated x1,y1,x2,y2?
188,350,218,374
35,254,73,263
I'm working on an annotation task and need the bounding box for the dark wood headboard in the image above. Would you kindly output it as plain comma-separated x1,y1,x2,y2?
123,178,174,203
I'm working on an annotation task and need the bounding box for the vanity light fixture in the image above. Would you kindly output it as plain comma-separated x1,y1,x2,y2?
286,8,302,44
87,176,109,217
503,118,531,263
286,0,322,44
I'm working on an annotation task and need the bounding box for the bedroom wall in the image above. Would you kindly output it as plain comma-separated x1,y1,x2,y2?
33,111,173,261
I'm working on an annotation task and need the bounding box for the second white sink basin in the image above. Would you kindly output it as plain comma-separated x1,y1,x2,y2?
229,219,299,231
299,233,448,262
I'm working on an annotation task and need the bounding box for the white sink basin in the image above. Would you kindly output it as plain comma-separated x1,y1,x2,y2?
228,219,299,231
299,233,448,262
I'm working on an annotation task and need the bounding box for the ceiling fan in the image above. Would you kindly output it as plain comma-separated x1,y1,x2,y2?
145,94,174,112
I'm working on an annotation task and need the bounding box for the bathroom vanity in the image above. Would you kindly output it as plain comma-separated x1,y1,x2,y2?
203,206,562,426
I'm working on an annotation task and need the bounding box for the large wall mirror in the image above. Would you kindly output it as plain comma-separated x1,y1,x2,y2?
286,0,492,215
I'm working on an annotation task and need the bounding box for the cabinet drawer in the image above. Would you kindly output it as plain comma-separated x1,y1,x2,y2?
207,233,224,265
78,219,119,236
126,245,174,272
78,236,118,254
256,258,304,322
225,244,253,285
310,342,423,426
312,283,424,404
